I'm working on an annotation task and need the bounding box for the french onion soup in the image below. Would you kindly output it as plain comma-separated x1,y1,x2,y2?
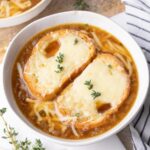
12,24,138,139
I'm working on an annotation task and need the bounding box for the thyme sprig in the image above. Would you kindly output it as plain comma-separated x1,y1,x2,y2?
0,108,45,150
32,139,45,150
84,80,101,99
55,52,64,64
84,80,93,90
74,0,89,10
74,38,79,45
55,64,64,73
108,64,113,75
108,64,112,69
0,108,19,149
55,53,64,73
74,113,80,117
91,90,101,99
0,108,6,115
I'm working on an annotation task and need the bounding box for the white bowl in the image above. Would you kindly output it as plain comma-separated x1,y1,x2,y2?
0,0,51,28
2,11,149,146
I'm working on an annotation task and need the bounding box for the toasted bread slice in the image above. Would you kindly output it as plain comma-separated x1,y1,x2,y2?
56,53,130,130
24,30,96,100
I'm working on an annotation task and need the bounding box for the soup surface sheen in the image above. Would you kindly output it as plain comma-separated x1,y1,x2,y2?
12,24,138,139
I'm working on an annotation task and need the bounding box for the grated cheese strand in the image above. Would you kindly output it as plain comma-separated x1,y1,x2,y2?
115,53,132,76
70,118,79,137
91,32,102,49
54,101,71,122
17,63,35,97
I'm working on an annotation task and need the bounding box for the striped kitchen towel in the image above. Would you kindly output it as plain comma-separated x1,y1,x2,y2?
123,0,150,149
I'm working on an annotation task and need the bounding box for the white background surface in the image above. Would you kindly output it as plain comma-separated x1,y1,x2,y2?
0,13,126,150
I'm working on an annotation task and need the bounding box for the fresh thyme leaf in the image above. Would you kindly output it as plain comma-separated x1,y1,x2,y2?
55,64,64,73
19,138,31,150
108,64,112,69
74,0,89,10
1,120,19,150
0,107,46,150
2,136,7,139
108,64,113,75
84,80,93,90
74,38,79,45
91,90,101,99
9,127,18,136
55,52,64,63
32,139,45,150
0,108,6,116
55,53,64,73
75,113,80,117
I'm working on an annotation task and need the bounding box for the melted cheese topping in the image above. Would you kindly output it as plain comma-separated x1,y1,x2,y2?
24,30,95,99
57,54,130,125
27,54,130,135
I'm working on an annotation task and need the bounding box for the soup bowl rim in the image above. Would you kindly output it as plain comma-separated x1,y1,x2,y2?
2,11,149,146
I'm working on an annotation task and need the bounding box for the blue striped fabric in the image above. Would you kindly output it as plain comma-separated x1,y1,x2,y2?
123,0,150,149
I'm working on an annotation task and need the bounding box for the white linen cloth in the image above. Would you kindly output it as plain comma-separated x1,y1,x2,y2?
121,0,150,149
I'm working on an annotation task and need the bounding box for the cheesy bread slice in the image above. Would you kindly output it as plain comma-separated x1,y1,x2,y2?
24,29,96,100
56,53,130,131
